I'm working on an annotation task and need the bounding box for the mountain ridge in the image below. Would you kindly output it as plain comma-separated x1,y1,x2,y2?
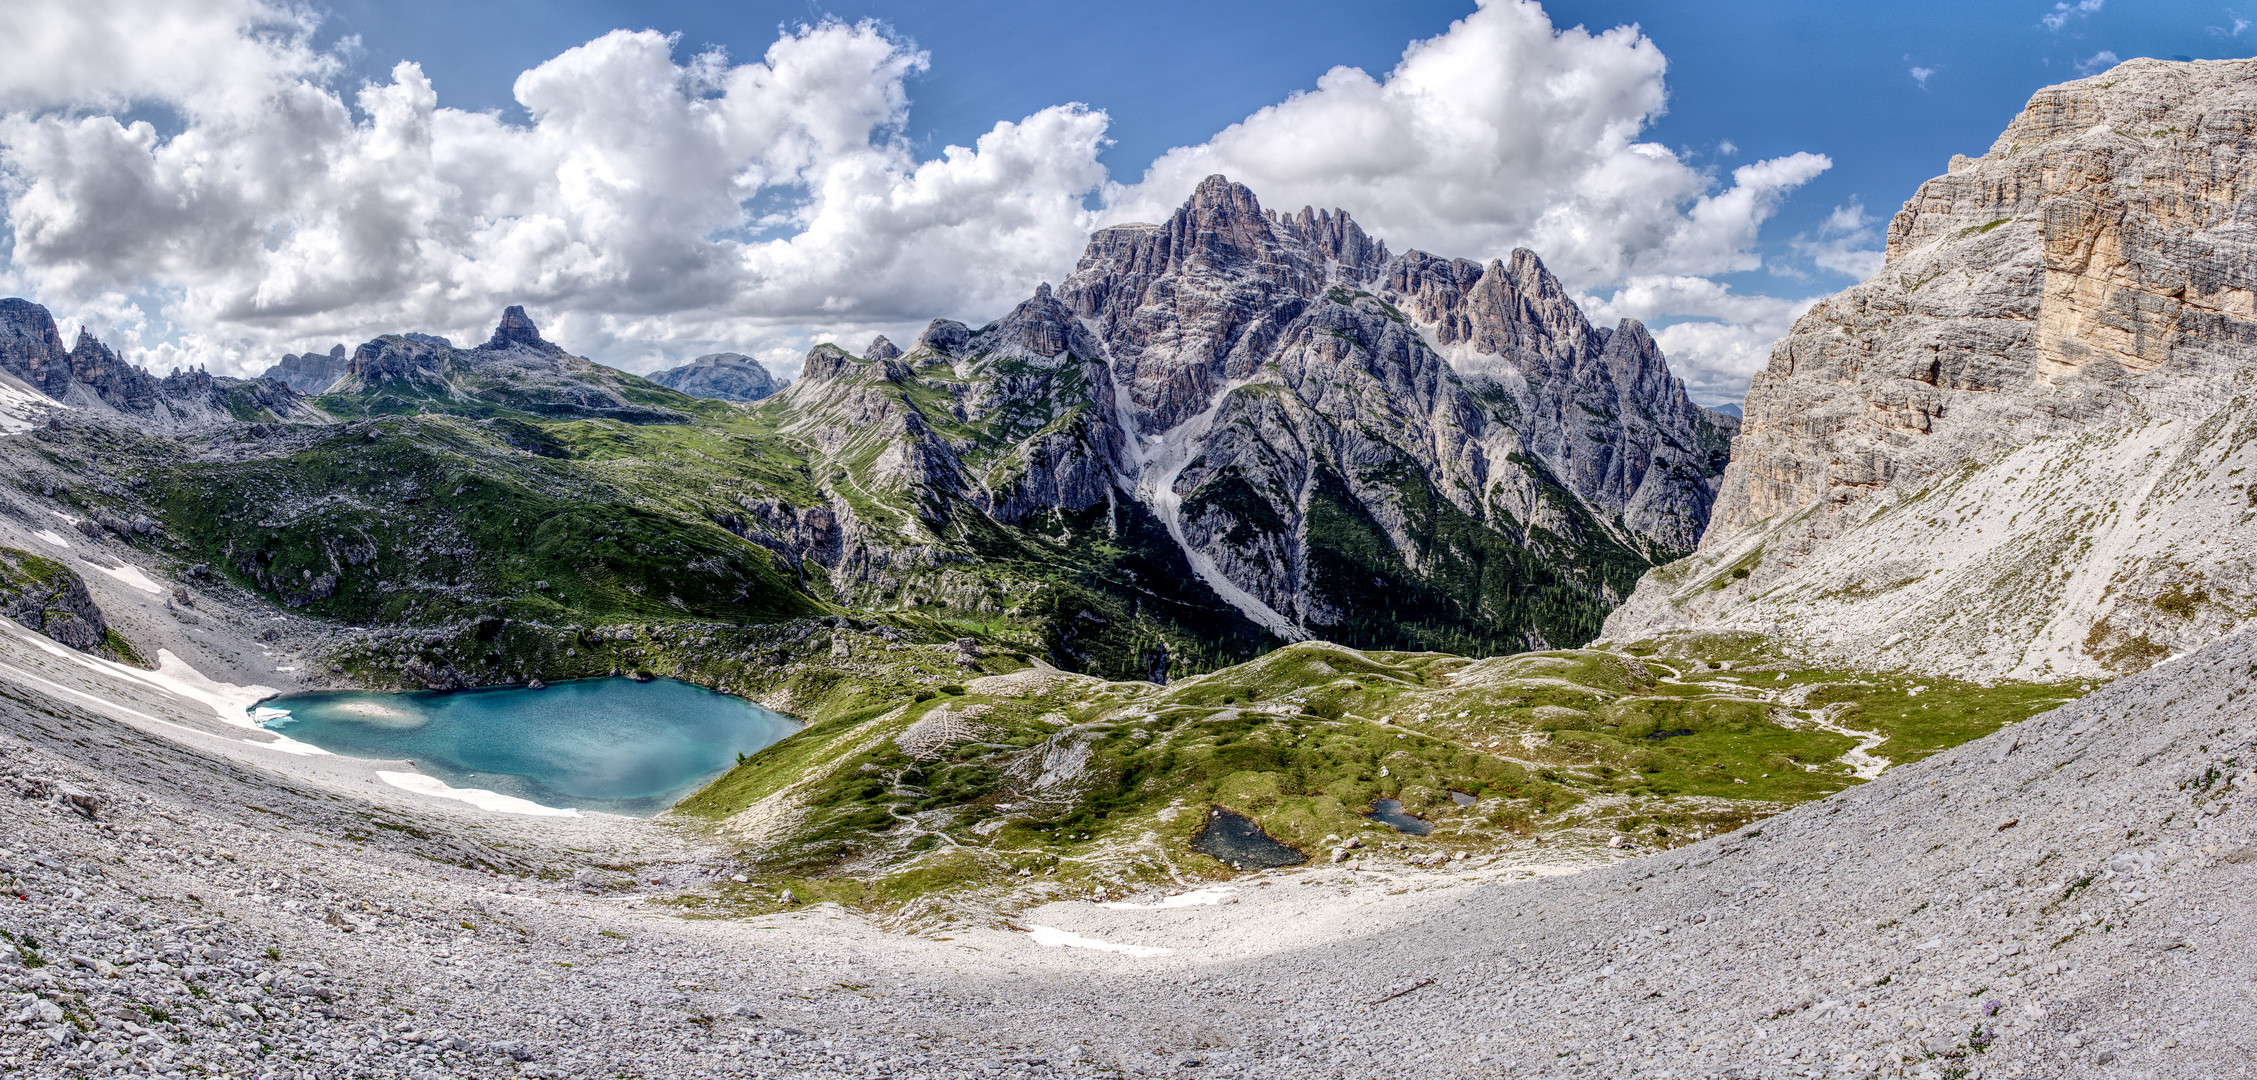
754,175,1735,660
0,179,1735,682
1605,57,2257,681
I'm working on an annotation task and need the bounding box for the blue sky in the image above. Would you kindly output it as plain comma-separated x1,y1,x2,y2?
316,0,2254,305
1,0,2250,399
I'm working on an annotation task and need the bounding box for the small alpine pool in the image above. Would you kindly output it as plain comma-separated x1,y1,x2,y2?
1365,798,1433,835
254,677,799,816
1190,805,1307,869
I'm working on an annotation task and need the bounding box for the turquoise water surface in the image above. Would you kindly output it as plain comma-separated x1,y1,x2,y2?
256,678,798,815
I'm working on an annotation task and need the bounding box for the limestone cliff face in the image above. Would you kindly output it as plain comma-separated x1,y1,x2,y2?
646,353,786,403
1605,58,2257,679
262,346,349,395
0,298,319,429
763,177,1732,655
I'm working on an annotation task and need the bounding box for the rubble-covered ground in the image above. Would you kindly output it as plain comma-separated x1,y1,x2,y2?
3,609,2254,1078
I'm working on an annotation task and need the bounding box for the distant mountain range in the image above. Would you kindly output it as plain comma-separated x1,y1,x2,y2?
0,177,1734,679
0,298,318,431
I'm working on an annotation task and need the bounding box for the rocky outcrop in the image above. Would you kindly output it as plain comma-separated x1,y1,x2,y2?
0,298,321,430
645,352,785,402
1605,58,2257,680
915,319,971,355
760,177,1732,657
1051,176,1727,645
0,547,112,654
484,305,555,352
0,298,74,397
262,345,349,394
336,307,690,424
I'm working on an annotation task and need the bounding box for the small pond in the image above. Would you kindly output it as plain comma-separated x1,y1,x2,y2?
1190,806,1307,869
1365,798,1433,835
1448,790,1477,807
255,677,798,816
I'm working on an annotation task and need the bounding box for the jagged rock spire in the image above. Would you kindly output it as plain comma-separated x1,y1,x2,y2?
485,306,552,351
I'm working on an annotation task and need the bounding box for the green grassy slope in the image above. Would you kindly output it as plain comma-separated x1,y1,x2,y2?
669,631,2085,917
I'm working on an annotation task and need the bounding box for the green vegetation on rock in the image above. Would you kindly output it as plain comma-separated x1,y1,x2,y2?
675,631,2082,914
0,545,140,664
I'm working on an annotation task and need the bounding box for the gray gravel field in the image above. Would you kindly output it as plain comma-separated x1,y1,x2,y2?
1,609,2253,1079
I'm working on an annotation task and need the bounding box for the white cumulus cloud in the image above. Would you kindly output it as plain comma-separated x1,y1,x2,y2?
1790,202,1887,281
0,0,1829,402
1580,276,1816,405
0,3,1110,375
2075,50,2123,76
1110,0,1829,288
2044,0,2106,31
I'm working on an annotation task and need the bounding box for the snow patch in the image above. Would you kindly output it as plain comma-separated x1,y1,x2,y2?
1099,887,1234,910
377,771,579,817
0,378,53,433
83,560,165,594
31,530,69,549
1025,925,1172,956
0,624,324,755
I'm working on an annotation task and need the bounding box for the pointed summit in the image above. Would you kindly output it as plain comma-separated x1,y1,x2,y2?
485,305,553,351
915,319,971,356
865,335,901,362
991,282,1098,360
1186,174,1263,220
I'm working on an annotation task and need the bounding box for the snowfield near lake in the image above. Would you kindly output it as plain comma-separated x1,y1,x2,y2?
377,769,581,817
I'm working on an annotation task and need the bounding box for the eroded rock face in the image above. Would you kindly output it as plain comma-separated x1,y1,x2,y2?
484,305,553,352
0,298,320,429
0,299,77,398
262,345,349,395
0,547,111,653
1605,58,2257,679
646,353,785,402
767,176,1732,654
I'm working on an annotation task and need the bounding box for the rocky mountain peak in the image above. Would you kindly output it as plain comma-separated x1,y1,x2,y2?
987,282,1100,361
1186,173,1262,217
1059,177,1394,433
1606,58,2257,680
1167,176,1306,278
797,343,856,384
646,352,784,403
262,344,348,395
484,305,554,352
916,319,971,356
0,298,73,398
865,336,901,362
1278,204,1387,272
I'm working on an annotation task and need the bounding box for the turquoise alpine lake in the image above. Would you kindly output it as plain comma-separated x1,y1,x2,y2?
254,678,799,815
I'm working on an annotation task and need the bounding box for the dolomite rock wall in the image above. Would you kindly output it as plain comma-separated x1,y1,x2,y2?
1606,58,2257,679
